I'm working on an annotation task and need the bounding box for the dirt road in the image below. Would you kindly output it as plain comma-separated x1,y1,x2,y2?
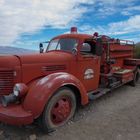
0,81,140,140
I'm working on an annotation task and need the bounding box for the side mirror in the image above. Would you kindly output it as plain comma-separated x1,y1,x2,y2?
96,38,103,56
39,43,44,53
72,48,78,55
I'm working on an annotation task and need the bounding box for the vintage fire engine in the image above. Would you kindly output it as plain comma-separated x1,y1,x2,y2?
0,27,139,132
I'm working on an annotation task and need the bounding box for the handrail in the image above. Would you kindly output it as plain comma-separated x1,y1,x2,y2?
102,39,134,46
119,39,134,45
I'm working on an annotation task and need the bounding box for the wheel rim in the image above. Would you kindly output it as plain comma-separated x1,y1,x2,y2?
51,97,72,125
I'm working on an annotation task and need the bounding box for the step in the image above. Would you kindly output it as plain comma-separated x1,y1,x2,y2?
88,88,111,100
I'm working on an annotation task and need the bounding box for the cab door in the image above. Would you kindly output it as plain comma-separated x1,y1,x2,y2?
77,42,100,92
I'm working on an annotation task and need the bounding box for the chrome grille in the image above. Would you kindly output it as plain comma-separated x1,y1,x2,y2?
0,70,14,95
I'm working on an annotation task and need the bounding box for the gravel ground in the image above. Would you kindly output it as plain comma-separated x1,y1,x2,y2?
0,80,140,140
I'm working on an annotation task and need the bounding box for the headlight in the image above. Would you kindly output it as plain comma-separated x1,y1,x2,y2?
13,85,20,96
13,83,28,98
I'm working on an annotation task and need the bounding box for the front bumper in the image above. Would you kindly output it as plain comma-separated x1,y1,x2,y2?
0,104,33,125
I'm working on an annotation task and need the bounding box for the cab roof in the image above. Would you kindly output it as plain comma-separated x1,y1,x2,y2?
52,33,93,40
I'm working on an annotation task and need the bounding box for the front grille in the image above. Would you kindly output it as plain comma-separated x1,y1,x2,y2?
0,70,14,95
42,65,66,72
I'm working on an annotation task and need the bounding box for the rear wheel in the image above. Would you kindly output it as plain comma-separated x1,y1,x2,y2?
39,87,76,133
130,69,139,86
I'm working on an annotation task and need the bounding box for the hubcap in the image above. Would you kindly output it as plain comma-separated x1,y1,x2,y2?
51,97,72,125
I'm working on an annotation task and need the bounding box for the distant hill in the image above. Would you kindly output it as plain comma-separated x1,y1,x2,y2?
0,46,37,55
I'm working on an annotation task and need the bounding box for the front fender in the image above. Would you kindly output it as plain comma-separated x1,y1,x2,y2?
23,72,88,118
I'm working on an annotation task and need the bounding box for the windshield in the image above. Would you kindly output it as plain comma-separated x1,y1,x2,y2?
47,38,78,52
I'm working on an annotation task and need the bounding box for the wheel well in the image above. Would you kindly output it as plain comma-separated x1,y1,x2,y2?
64,85,81,107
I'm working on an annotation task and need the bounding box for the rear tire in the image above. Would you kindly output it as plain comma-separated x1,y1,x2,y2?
39,87,76,133
130,69,139,87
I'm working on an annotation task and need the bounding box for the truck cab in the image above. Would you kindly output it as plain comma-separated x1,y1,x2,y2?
0,27,139,133
44,33,101,92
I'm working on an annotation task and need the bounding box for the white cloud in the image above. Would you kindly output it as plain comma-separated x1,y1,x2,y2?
122,5,140,16
0,0,94,46
0,0,139,46
99,0,135,5
108,15,140,35
94,0,136,17
79,15,140,42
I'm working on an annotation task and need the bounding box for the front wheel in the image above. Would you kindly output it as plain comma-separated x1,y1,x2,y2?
39,87,76,133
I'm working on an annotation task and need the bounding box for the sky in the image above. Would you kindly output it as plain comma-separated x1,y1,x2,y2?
0,0,140,50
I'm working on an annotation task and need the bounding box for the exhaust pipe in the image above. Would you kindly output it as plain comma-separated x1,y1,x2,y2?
1,94,17,107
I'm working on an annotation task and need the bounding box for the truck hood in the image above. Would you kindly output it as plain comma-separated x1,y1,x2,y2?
0,55,20,68
17,51,74,64
15,51,75,84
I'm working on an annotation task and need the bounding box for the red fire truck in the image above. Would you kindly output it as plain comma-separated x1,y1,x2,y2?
0,27,139,132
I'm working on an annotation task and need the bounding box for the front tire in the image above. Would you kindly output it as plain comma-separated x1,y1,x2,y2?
39,87,76,133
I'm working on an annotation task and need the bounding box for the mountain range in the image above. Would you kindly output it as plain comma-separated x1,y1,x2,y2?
0,42,139,55
0,46,36,55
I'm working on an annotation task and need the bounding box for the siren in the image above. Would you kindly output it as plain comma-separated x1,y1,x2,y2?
71,27,77,34
93,32,99,37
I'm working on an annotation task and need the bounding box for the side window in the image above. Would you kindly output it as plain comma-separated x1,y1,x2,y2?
59,39,78,51
80,43,92,55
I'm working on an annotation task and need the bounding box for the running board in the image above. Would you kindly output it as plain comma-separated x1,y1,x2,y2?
88,88,111,100
108,81,121,88
88,79,131,101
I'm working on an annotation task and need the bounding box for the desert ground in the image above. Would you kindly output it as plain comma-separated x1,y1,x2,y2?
0,80,140,140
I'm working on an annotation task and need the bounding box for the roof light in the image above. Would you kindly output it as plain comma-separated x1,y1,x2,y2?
71,27,77,34
13,83,28,97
